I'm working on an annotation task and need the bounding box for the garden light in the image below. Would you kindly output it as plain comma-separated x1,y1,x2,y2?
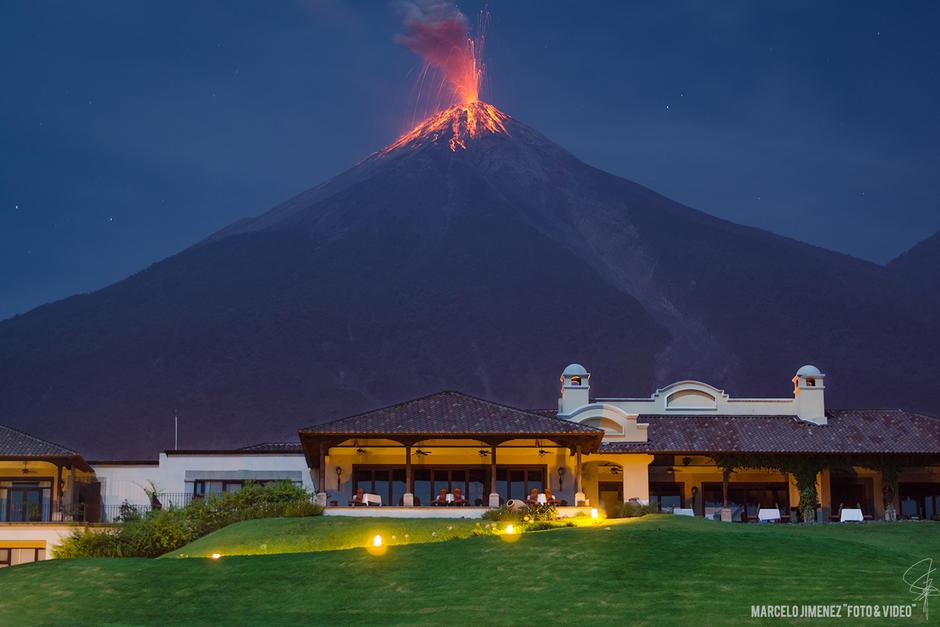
591,508,599,520
211,552,222,560
500,523,520,543
367,533,387,556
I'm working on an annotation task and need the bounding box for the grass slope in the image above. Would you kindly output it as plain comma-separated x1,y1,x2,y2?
165,516,486,558
1,516,938,625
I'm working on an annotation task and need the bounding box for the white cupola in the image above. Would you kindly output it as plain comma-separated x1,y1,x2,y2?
792,364,827,425
558,363,590,415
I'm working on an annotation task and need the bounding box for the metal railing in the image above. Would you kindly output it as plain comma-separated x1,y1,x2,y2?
100,492,199,523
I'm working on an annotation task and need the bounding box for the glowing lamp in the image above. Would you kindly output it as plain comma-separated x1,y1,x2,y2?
367,533,387,556
210,552,222,560
591,508,599,520
499,523,521,543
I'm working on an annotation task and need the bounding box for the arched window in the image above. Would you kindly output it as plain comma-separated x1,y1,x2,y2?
570,375,582,386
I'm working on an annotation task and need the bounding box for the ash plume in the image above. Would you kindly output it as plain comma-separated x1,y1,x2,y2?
395,1,483,106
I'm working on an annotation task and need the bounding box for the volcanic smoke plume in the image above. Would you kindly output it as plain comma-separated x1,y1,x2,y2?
396,1,484,106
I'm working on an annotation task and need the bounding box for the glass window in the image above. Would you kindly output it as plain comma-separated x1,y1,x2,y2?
527,470,543,493
390,470,406,506
413,469,431,507
496,469,508,501
650,484,683,513
509,470,526,500
468,469,485,506
373,470,389,504
432,470,448,498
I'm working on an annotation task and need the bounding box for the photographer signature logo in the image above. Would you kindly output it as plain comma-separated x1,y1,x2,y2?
903,558,940,619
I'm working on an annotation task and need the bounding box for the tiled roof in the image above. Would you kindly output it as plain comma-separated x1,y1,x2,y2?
599,409,940,455
300,391,603,436
239,442,304,453
0,424,81,458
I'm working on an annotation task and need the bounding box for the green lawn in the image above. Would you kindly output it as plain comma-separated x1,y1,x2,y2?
1,516,938,625
165,516,487,558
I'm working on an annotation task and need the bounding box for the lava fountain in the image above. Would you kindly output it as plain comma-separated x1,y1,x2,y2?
391,2,506,153
396,1,486,106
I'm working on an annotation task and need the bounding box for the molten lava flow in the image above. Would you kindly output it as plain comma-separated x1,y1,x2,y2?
396,2,486,108
382,101,509,154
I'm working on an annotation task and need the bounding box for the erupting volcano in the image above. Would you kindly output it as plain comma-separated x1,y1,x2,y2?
388,4,507,152
2,5,939,458
384,101,509,153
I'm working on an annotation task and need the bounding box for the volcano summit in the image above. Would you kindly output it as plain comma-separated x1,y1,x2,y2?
1,103,938,458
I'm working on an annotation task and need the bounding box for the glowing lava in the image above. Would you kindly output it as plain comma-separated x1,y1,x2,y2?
383,101,510,154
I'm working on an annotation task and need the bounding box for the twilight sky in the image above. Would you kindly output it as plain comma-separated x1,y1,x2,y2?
2,1,939,321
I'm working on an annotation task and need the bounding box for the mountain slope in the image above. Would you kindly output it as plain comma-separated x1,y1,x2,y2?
887,229,940,300
2,102,938,458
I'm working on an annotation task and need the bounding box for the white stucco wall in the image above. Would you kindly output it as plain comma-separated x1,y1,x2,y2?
94,453,314,510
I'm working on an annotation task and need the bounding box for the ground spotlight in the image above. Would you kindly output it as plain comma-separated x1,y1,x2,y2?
367,533,388,556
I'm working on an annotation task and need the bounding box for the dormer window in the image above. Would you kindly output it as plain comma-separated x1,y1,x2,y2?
571,375,581,386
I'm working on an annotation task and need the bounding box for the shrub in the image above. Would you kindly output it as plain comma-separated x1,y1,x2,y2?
116,500,142,523
482,502,558,523
523,520,574,532
55,481,322,559
52,528,124,558
614,499,652,518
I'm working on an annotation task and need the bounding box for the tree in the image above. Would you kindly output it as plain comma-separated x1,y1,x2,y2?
711,454,827,523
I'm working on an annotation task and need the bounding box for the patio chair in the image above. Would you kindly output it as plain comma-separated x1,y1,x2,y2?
364,493,382,506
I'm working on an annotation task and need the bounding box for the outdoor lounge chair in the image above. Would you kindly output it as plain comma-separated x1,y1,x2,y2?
673,508,695,516
364,493,382,506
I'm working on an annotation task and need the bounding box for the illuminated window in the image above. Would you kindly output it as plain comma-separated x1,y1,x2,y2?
806,378,816,387
571,376,582,386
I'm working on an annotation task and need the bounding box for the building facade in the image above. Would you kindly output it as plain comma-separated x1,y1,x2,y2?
301,365,940,521
4,363,940,565
0,425,100,567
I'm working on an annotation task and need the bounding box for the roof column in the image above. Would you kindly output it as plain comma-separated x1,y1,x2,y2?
315,442,328,507
575,445,586,506
402,445,414,507
488,446,499,507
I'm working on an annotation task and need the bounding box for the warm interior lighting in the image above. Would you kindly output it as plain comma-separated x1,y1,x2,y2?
210,552,221,560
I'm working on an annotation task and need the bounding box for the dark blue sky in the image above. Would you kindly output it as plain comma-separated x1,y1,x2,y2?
2,1,938,320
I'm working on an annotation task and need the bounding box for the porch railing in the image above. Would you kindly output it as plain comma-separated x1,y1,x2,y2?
100,492,198,523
